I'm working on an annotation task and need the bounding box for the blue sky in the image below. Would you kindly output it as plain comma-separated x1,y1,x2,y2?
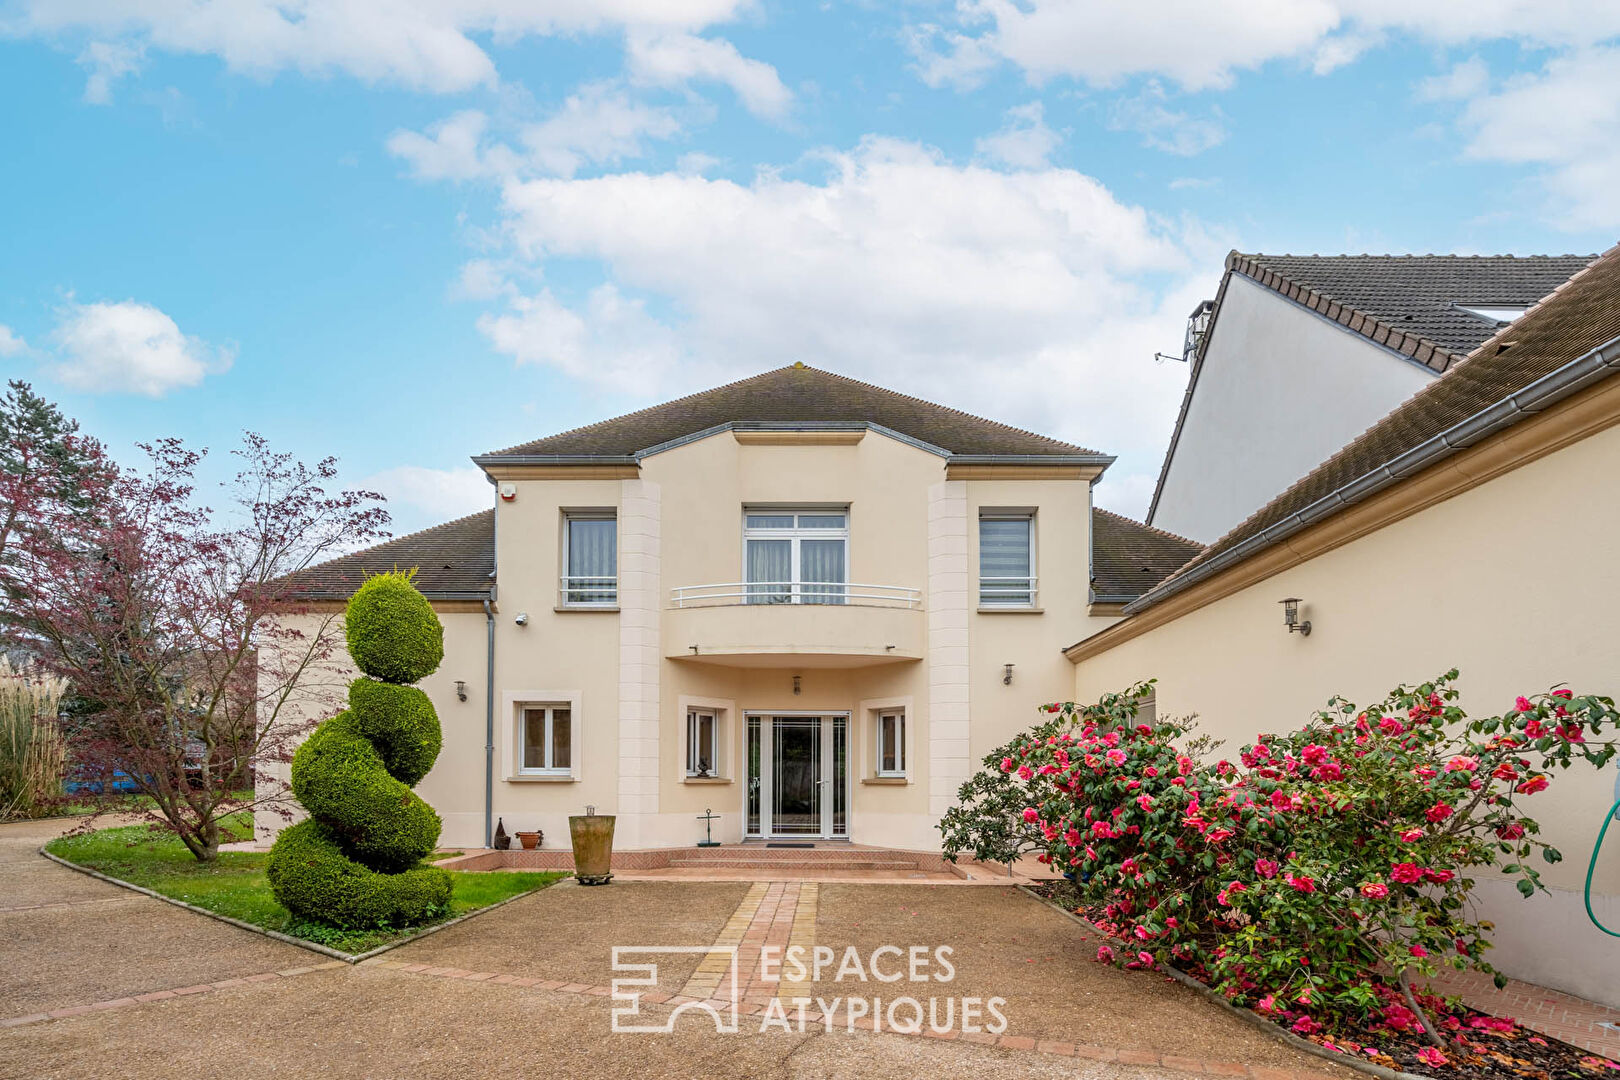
2,2,1617,534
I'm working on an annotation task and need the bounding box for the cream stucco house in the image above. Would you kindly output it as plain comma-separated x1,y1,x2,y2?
260,366,1197,855
1070,244,1620,1007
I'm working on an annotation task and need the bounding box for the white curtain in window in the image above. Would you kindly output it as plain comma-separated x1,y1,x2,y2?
799,539,846,604
568,518,616,602
747,539,791,603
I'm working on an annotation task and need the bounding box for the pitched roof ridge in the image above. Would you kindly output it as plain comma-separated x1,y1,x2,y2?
1092,505,1202,548
1237,251,1595,261
484,363,1095,457
484,367,805,456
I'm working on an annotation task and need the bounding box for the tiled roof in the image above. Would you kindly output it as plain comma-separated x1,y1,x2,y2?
287,510,494,601
1091,508,1203,602
1232,252,1597,364
1146,250,1595,526
479,364,1103,460
1136,243,1620,610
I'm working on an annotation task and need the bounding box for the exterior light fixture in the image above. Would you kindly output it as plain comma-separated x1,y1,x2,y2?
793,674,802,696
1003,663,1015,685
514,612,529,626
1279,598,1311,636
455,680,468,702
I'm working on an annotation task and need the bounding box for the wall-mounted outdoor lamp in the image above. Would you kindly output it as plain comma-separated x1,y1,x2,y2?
1003,663,1015,685
793,674,802,696
1279,598,1311,636
455,680,468,702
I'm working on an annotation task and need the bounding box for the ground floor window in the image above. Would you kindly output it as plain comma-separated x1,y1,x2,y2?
876,708,906,776
521,705,571,774
687,708,720,777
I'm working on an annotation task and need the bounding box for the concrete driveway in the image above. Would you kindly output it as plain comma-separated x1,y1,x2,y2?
0,818,1354,1080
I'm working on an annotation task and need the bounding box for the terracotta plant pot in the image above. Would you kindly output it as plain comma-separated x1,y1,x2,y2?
515,830,541,851
568,813,615,885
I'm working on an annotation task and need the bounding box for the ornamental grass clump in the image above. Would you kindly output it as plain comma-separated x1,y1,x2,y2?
0,658,67,821
941,672,1619,1056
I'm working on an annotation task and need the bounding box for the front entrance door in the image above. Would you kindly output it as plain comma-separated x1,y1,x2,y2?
746,714,848,839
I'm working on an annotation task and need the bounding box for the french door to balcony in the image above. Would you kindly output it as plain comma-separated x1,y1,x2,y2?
745,714,849,839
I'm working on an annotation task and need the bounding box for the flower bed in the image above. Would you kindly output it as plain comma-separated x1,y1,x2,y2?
942,672,1620,1079
1032,878,1616,1078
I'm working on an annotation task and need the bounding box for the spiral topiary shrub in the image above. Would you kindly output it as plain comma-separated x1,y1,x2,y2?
267,571,452,928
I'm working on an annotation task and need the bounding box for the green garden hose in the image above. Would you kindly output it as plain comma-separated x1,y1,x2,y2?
1587,796,1620,938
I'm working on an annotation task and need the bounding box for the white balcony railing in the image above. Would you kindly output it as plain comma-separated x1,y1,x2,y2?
671,581,921,609
559,575,618,607
978,576,1037,606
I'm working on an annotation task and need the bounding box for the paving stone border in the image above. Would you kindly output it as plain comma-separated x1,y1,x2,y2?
1015,885,1430,1080
38,848,570,964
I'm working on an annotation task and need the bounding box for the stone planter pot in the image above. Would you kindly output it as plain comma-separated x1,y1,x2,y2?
515,831,541,851
568,813,615,885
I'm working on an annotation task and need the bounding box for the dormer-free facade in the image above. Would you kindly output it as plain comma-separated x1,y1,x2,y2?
263,365,1196,853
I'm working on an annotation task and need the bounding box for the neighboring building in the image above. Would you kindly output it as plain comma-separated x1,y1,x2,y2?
1067,244,1620,1007
1149,252,1595,543
261,365,1193,854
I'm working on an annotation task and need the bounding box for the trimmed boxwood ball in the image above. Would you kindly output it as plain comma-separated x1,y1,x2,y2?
348,679,441,787
266,819,451,929
345,571,443,685
268,570,451,929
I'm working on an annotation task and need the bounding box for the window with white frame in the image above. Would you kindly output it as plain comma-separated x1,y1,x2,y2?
743,508,847,605
686,708,720,777
979,512,1034,606
875,708,906,776
521,705,572,774
562,512,616,606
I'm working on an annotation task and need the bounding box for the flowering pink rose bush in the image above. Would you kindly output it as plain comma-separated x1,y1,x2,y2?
940,672,1619,1051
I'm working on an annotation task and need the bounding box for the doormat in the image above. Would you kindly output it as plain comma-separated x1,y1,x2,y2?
765,842,814,848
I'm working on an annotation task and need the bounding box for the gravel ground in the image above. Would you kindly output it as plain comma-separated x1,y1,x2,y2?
389,879,753,993
0,964,1180,1080
0,818,308,1018
808,884,1359,1076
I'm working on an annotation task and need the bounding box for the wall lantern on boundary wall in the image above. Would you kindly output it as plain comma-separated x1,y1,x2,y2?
1279,598,1311,636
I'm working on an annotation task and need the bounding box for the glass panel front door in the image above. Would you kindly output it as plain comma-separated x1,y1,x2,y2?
771,717,821,835
745,715,849,838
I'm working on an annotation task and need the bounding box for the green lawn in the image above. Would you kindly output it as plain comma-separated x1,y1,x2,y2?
46,814,563,955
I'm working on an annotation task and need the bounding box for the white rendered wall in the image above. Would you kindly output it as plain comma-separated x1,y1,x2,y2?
1153,275,1436,543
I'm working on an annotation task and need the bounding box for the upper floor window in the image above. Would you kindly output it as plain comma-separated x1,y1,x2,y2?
562,511,617,607
744,508,847,605
979,512,1035,606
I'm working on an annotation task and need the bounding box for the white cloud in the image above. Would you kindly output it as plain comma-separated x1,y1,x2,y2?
974,101,1062,169
362,465,489,521
1109,82,1227,156
77,39,142,103
389,84,683,182
49,299,232,397
1450,46,1620,229
626,31,792,120
0,325,27,357
905,1,1620,91
1418,56,1489,101
465,136,1217,516
13,0,759,95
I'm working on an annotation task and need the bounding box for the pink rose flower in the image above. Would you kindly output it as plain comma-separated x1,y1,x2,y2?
1254,858,1279,879
1360,882,1390,899
1445,755,1478,773
1285,874,1317,893
1515,696,1534,712
1416,1047,1448,1067
999,756,1014,772
1425,801,1454,823
1408,944,1428,958
1398,828,1424,842
1518,775,1549,794
1390,862,1423,883
1021,807,1039,823
1105,748,1127,766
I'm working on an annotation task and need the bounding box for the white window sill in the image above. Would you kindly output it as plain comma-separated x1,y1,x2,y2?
554,605,620,613
506,773,579,783
977,606,1043,614
682,776,733,785
862,776,909,785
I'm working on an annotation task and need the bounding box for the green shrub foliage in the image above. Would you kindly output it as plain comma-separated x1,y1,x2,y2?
344,572,444,685
268,570,452,928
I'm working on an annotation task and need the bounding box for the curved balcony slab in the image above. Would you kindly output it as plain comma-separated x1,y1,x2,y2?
664,600,924,668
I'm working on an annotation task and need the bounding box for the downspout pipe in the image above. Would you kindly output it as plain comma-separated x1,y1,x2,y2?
483,597,495,849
